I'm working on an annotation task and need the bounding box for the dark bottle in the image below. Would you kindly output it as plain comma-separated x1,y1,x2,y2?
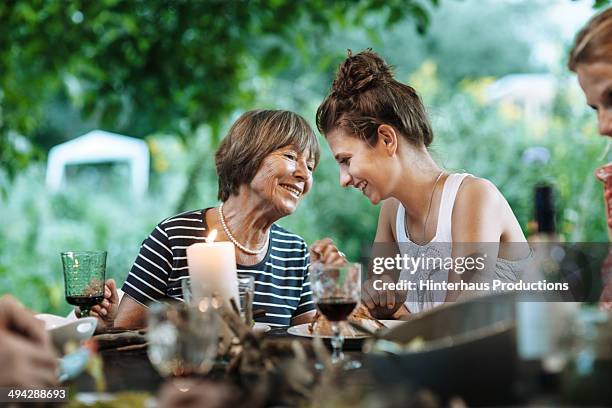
533,183,556,235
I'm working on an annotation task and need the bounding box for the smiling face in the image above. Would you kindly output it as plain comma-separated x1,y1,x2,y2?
249,145,314,216
577,62,612,137
326,128,395,205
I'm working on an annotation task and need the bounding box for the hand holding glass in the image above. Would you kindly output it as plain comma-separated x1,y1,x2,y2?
61,251,107,317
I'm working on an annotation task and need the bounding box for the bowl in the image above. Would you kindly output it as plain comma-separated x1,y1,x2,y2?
36,314,97,351
366,293,518,406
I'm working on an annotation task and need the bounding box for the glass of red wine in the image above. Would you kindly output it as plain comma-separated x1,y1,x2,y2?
61,250,107,317
310,261,361,369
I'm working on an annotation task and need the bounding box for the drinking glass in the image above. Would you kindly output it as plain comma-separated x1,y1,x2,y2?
238,275,255,326
147,301,218,379
181,277,192,304
61,250,107,317
310,262,361,369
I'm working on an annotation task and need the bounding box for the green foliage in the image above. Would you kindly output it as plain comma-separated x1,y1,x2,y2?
426,74,608,242
1,0,609,314
3,67,608,315
0,0,439,191
0,147,182,314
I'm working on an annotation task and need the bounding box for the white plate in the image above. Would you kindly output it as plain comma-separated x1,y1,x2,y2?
36,314,97,350
287,320,403,339
253,322,271,333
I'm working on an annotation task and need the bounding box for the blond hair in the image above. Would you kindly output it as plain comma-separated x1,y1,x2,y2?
569,8,612,71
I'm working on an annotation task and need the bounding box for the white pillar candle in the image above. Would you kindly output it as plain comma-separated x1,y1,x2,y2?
187,232,239,307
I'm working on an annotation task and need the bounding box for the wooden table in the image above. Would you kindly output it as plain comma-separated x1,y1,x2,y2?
71,327,369,394
69,327,591,407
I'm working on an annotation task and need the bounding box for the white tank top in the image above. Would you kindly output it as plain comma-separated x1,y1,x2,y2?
395,173,526,313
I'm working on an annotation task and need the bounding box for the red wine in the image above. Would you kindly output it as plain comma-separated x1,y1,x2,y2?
66,295,103,308
316,298,357,321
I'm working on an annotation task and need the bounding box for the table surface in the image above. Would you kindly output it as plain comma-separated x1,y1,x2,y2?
69,327,592,407
72,327,369,394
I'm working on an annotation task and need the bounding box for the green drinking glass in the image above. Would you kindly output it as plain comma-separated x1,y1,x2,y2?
61,250,107,317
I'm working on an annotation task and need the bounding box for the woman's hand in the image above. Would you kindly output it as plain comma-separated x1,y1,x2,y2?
76,279,119,332
0,295,58,387
0,295,48,343
309,238,346,265
361,275,407,319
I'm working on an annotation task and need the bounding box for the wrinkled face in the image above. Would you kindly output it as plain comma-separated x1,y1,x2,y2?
326,128,391,205
577,62,612,137
249,145,314,216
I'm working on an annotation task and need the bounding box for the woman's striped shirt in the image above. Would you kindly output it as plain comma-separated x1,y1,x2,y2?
122,209,314,327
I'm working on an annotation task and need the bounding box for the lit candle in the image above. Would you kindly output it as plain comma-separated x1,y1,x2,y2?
186,229,239,307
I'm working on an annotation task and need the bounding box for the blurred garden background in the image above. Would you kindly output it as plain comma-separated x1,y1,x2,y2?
1,0,609,314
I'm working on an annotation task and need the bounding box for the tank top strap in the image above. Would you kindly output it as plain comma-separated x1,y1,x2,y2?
395,202,410,243
435,173,471,242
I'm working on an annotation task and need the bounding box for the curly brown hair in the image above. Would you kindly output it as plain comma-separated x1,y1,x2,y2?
569,8,612,71
316,49,433,147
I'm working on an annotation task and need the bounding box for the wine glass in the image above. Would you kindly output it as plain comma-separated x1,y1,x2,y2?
147,300,218,384
237,275,255,326
61,250,107,317
310,262,362,369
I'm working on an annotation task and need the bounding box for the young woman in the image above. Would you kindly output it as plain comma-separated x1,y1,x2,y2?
568,7,612,309
316,50,530,316
569,7,612,234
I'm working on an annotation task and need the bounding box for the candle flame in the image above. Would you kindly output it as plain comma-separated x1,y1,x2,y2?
206,229,218,243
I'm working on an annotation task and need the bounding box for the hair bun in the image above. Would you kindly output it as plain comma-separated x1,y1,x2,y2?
331,49,394,98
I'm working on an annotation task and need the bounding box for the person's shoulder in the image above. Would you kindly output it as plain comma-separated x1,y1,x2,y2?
269,224,309,264
271,224,307,246
453,175,505,223
456,175,502,206
452,175,515,240
159,209,204,226
155,209,206,237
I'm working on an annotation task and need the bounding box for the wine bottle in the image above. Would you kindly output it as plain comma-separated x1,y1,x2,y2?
529,183,559,242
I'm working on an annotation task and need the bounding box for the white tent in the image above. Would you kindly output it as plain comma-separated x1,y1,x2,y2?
46,130,149,196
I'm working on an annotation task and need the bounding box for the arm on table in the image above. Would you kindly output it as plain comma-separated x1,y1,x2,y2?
291,310,316,326
362,199,408,319
445,178,502,302
114,294,148,329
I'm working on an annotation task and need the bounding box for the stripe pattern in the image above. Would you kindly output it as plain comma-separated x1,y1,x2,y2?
122,209,314,326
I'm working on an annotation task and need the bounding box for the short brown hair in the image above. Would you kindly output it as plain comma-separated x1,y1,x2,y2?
316,49,433,147
215,109,320,201
569,8,612,71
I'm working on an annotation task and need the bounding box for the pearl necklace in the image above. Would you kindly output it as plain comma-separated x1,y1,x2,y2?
218,202,268,255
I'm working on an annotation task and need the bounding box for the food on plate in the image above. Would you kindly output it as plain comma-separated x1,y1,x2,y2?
308,304,386,336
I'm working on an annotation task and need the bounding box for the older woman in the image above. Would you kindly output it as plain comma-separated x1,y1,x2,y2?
568,7,612,309
84,109,342,328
